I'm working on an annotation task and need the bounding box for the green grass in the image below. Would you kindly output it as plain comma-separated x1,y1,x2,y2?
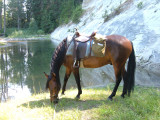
5,28,50,39
0,86,159,120
0,42,6,46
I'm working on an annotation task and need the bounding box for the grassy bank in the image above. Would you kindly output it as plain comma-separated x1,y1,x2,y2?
0,86,159,120
3,28,50,39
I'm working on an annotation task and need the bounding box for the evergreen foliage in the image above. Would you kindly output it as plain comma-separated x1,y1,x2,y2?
28,18,38,33
72,5,83,23
0,0,83,34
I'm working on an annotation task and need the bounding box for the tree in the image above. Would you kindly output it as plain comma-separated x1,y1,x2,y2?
0,0,2,31
25,0,32,27
1,0,83,33
3,0,6,34
7,0,25,29
30,0,43,28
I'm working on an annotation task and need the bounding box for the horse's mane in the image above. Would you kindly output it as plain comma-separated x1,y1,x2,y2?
46,38,67,89
50,38,67,72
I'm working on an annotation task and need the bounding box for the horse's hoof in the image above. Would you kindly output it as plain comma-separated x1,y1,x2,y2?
107,97,112,101
61,93,65,95
75,95,80,100
121,95,125,98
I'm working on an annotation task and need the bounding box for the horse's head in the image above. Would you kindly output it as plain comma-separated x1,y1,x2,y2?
44,72,60,104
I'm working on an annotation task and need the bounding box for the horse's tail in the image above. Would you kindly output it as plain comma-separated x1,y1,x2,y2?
126,42,136,96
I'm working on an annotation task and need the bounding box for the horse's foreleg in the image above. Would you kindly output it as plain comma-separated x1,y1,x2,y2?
73,68,82,99
62,67,72,95
108,67,122,100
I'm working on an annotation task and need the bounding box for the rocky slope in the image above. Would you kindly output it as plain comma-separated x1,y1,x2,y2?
51,0,160,87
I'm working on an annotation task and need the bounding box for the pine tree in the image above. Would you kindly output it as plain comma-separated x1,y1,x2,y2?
0,0,2,31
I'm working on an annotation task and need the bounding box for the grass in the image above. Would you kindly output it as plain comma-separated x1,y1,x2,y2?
4,28,50,39
0,42,6,46
0,86,159,120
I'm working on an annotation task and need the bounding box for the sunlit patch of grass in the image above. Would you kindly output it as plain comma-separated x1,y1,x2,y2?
0,42,6,46
5,28,50,39
0,86,159,120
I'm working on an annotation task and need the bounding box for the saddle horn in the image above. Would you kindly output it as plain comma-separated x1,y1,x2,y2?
74,28,80,37
90,30,97,38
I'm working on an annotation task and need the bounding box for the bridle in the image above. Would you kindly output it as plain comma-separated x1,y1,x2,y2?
50,94,57,99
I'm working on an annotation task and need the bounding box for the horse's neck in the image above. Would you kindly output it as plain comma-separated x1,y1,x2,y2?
50,39,67,83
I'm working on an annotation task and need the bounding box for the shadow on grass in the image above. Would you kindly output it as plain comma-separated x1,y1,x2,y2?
20,95,118,112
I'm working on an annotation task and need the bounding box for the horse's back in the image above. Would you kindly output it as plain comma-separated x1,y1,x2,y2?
106,35,131,46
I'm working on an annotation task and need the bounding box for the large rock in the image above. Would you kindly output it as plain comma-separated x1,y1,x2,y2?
51,0,160,87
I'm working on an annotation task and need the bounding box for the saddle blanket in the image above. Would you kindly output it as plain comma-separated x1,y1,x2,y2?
66,35,106,58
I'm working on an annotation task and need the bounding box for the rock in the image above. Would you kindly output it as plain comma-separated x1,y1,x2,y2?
51,0,160,87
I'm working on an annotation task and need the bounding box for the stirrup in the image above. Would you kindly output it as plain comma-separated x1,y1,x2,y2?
73,60,79,68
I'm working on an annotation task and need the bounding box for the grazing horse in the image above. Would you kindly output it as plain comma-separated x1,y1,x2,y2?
44,32,136,104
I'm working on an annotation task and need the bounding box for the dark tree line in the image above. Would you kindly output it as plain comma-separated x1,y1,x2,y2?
0,0,83,34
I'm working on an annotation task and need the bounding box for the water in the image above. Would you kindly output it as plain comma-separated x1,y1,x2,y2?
0,39,77,102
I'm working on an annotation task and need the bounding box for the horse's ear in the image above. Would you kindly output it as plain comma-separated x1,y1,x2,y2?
52,72,56,78
44,72,49,79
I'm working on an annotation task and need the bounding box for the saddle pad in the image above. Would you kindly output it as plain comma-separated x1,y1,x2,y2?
66,40,106,58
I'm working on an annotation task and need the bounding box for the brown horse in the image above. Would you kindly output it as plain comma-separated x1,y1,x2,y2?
44,32,136,104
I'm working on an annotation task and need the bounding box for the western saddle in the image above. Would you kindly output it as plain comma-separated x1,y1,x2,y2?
73,31,97,68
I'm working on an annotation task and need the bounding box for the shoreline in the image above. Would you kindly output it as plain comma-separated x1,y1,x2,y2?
0,35,50,42
0,36,51,48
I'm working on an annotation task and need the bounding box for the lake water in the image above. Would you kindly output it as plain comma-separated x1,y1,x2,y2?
0,39,77,102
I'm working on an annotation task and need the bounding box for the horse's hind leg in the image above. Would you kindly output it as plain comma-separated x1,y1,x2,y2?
73,68,82,99
108,67,122,100
121,67,127,98
62,67,72,95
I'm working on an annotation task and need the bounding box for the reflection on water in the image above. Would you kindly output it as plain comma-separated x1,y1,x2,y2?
0,40,83,102
0,40,57,102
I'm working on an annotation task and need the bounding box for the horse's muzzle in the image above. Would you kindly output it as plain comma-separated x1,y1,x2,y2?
51,97,59,104
53,99,59,104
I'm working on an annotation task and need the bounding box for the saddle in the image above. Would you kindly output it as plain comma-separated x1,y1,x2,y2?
66,31,106,68
74,31,97,41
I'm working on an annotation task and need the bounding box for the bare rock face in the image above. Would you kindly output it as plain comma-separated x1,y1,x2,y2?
51,0,160,87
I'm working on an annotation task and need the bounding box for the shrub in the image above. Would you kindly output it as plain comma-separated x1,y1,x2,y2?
29,18,38,33
102,10,109,21
37,30,45,35
137,2,143,9
9,30,23,37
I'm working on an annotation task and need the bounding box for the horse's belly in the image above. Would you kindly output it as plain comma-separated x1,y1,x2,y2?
81,57,110,68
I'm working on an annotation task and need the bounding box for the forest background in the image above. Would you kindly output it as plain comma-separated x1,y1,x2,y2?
0,0,83,37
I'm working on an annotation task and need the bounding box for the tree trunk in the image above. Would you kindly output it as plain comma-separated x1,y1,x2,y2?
3,0,6,35
18,15,20,30
0,1,2,31
17,0,20,30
